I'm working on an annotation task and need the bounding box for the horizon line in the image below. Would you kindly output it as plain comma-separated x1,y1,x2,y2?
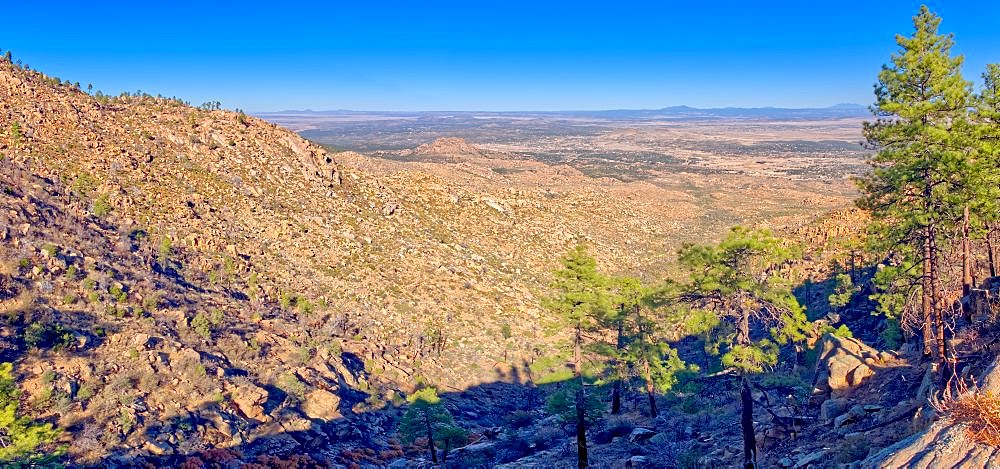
252,103,869,115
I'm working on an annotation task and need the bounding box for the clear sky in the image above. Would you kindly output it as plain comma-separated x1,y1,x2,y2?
3,1,998,111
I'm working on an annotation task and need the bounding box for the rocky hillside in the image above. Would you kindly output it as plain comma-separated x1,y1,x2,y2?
0,53,849,466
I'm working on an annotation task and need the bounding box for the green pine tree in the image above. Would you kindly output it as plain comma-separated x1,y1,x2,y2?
856,6,973,371
542,244,611,469
600,276,643,415
973,63,1000,277
676,226,807,468
398,387,463,464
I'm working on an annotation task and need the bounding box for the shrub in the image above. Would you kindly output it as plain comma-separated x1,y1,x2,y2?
881,318,903,350
0,363,61,462
158,236,172,265
947,392,1000,446
190,313,211,339
10,122,21,147
142,291,161,313
24,322,74,350
209,309,224,326
91,193,111,217
277,372,306,402
500,321,512,340
108,284,127,303
40,244,59,258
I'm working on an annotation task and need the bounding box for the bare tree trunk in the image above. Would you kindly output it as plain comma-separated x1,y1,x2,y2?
643,359,657,418
611,318,623,415
575,324,588,469
922,228,936,360
741,377,757,469
737,308,750,348
929,224,948,379
425,414,438,464
963,206,972,295
987,224,998,278
849,249,857,283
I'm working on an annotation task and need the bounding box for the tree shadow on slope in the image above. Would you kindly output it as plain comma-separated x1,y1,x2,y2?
76,362,579,468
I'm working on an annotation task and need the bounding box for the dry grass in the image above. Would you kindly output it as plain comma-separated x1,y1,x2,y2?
0,290,35,317
948,392,1000,447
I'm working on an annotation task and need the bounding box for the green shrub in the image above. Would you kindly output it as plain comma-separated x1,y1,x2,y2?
158,236,172,265
40,244,59,258
881,318,903,350
190,313,211,339
209,309,224,326
295,297,314,314
142,291,161,313
108,284,127,303
500,321,512,340
10,122,22,147
23,322,74,350
91,193,112,217
277,372,306,402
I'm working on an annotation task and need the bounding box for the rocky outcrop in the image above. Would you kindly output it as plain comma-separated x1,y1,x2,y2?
411,137,485,157
861,357,1000,468
812,334,894,400
301,388,342,421
860,419,1000,468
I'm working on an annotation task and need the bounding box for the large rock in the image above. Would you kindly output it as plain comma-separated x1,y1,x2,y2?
820,397,851,422
301,388,341,421
812,334,889,400
628,427,657,444
860,356,1000,468
860,419,1000,468
229,381,269,422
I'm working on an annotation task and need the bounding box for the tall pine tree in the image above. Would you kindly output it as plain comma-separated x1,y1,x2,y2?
543,244,611,469
857,6,972,374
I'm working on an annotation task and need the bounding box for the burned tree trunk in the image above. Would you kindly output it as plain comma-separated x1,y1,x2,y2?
741,376,757,469
424,413,438,464
611,318,623,415
574,324,588,469
963,205,972,295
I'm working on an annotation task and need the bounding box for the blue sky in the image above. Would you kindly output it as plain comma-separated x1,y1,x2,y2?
3,1,998,111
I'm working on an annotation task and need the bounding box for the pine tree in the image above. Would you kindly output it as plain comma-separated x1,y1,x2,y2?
398,387,463,464
973,64,1000,277
856,6,973,374
594,277,690,418
676,227,807,469
543,244,611,469
624,316,687,418
603,276,643,415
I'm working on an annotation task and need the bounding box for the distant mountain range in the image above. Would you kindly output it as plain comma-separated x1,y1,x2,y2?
258,104,870,121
